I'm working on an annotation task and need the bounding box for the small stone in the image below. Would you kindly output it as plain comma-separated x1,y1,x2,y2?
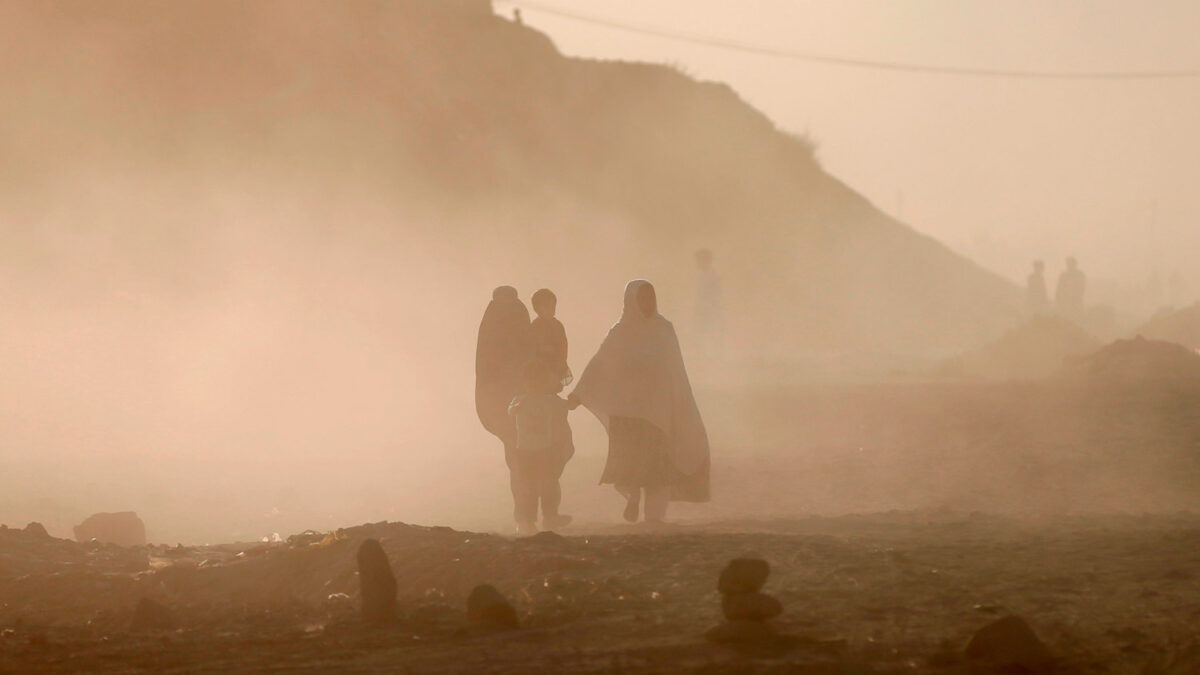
23,522,49,538
964,616,1053,671
721,592,782,621
718,558,770,595
130,598,176,631
705,619,778,644
356,539,397,624
73,512,146,547
467,584,518,629
520,531,566,544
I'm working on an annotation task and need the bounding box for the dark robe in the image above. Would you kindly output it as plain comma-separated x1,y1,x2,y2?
475,287,532,449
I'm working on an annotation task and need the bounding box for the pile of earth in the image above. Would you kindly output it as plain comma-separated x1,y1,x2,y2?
936,315,1100,380
1062,336,1200,381
1133,302,1200,350
0,0,1020,355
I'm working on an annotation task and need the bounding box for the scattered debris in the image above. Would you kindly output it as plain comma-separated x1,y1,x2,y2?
287,530,327,547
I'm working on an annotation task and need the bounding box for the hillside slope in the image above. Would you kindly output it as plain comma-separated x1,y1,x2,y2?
0,0,1018,356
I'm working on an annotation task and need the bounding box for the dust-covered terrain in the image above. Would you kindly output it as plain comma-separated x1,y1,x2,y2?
7,370,1200,545
4,370,1200,672
3,514,1200,673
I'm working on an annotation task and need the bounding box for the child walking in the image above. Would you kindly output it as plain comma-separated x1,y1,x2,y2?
508,359,575,535
529,288,572,392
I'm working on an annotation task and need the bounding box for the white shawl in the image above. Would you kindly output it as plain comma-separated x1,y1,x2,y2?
573,280,709,476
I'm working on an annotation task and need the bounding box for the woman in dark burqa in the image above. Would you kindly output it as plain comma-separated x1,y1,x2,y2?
568,280,710,523
476,286,533,457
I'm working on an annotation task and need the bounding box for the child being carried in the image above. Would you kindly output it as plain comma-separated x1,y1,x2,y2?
530,288,572,392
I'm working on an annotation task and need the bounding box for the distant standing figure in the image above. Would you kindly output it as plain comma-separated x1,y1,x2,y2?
507,360,575,535
1055,257,1086,322
530,288,572,392
694,249,723,355
1025,260,1049,317
569,280,710,524
475,286,532,481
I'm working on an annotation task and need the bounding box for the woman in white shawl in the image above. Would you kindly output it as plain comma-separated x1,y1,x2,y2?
568,280,710,523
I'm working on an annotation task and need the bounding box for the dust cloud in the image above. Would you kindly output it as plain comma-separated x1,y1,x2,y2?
1,0,1197,546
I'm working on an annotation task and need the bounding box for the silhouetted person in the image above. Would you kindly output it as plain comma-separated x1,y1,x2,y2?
507,360,574,535
529,288,572,393
1055,257,1086,322
693,248,724,356
1025,260,1049,317
569,280,710,524
476,286,532,512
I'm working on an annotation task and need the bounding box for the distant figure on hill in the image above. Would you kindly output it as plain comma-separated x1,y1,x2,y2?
529,288,572,393
1055,257,1086,322
475,286,532,509
569,280,710,524
507,360,575,535
1025,260,1049,317
693,248,724,356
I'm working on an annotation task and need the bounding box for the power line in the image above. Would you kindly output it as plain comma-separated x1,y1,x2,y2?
501,0,1200,80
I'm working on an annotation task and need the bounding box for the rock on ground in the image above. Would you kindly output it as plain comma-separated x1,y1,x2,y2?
721,592,782,621
467,584,518,629
717,558,770,595
705,619,779,644
964,615,1054,671
73,512,146,547
356,538,398,623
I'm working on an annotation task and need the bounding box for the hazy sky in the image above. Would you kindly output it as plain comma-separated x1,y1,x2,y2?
496,0,1200,292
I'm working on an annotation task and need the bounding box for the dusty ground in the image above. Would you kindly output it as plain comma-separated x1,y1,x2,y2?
3,513,1200,673
4,378,1199,672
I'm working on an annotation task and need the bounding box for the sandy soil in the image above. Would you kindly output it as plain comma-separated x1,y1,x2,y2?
3,513,1200,673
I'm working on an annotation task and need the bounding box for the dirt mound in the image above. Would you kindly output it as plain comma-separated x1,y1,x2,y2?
0,0,1018,354
1132,303,1200,350
1064,336,1200,381
939,316,1100,380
